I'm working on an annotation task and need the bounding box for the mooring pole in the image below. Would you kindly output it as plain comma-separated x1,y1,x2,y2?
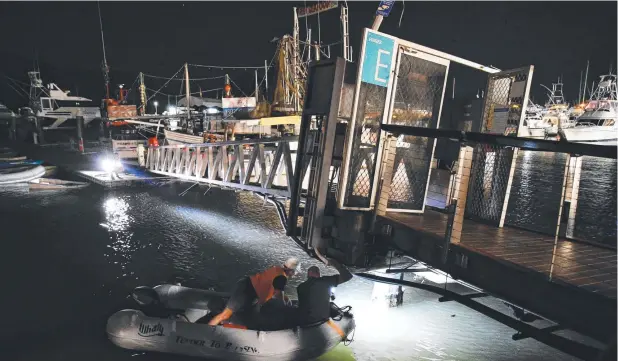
76,115,85,154
34,117,44,145
9,116,17,141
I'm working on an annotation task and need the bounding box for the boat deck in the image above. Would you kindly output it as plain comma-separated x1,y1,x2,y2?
384,210,617,299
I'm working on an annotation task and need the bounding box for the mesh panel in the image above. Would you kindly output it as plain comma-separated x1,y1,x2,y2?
342,83,388,208
465,144,514,224
505,150,568,235
386,53,448,211
481,68,531,135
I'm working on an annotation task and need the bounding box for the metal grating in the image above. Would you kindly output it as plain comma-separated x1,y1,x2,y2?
342,83,388,208
386,53,448,211
481,67,532,136
465,144,514,225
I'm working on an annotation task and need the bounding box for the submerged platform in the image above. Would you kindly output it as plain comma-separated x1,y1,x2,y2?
375,210,617,344
0,140,166,188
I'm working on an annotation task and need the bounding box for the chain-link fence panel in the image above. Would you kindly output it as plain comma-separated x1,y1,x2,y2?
386,53,449,211
573,156,617,247
505,150,568,235
465,144,514,225
341,83,388,208
481,67,532,136
338,83,355,121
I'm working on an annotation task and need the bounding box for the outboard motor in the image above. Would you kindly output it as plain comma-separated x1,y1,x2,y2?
131,286,189,321
132,286,160,307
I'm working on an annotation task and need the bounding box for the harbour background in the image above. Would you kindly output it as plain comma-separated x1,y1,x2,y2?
0,179,605,361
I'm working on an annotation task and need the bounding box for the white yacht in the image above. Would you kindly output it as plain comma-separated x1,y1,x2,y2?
22,71,101,130
562,74,618,144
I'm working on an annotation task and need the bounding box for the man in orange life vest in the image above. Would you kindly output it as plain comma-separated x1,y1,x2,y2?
208,257,300,326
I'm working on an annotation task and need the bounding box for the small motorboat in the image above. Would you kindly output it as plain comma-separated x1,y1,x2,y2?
0,155,26,162
29,177,89,190
0,165,45,185
0,160,43,169
107,284,355,361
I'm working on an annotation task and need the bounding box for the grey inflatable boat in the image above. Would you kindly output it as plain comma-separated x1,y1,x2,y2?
107,284,355,361
0,165,45,185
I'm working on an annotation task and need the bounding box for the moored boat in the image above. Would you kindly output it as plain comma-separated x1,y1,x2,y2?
0,164,45,185
562,74,618,143
107,284,355,361
29,177,89,190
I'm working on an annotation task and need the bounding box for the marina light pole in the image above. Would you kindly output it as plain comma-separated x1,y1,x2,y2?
154,101,158,115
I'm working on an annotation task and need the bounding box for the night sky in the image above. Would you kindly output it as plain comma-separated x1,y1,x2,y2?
0,1,616,111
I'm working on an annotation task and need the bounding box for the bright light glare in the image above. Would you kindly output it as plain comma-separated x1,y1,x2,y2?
154,101,159,106
330,287,336,294
206,107,219,114
100,157,123,173
167,106,178,115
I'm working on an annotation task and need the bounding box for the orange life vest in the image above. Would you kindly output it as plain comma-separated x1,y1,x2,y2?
249,266,286,305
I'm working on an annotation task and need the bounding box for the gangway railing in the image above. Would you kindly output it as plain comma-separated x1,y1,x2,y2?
144,136,298,198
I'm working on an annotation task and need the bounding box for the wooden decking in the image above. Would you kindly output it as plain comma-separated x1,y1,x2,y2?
385,210,617,299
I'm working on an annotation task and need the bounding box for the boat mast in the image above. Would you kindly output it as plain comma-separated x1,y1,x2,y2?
139,72,146,115
583,60,590,102
578,70,583,104
97,1,110,100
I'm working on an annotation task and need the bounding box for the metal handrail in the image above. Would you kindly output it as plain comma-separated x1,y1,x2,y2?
380,124,617,159
154,136,300,149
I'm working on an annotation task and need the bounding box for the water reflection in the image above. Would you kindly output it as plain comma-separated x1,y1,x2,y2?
101,196,137,280
102,197,132,232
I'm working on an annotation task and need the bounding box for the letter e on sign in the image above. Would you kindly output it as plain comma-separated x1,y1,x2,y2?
361,30,396,88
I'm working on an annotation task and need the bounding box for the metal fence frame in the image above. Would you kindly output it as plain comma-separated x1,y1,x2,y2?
338,27,502,211
383,50,451,214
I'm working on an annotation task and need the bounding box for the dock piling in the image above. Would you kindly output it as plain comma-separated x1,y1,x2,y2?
9,116,17,141
76,116,85,154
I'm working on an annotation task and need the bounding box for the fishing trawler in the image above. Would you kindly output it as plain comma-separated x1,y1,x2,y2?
562,74,618,144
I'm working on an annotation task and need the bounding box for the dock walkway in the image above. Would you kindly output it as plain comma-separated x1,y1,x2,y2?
385,210,617,299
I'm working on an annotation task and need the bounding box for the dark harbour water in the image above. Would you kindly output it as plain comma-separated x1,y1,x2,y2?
505,151,617,246
0,183,592,361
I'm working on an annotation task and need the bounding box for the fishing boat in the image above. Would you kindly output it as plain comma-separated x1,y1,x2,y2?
107,284,355,361
521,101,547,138
562,74,618,143
20,71,101,130
29,177,89,190
0,165,45,185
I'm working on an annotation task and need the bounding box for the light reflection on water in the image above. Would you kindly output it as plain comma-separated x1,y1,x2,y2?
0,184,581,361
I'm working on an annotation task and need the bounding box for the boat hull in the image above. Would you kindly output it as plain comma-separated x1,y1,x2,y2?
107,285,355,361
562,126,618,143
0,165,45,185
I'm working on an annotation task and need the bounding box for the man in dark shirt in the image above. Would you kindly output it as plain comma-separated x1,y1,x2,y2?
259,275,296,331
297,257,353,326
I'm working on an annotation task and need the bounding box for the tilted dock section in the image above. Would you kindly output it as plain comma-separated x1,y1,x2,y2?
133,32,617,359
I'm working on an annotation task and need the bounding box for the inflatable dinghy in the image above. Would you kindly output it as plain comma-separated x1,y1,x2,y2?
0,165,45,184
107,284,355,361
